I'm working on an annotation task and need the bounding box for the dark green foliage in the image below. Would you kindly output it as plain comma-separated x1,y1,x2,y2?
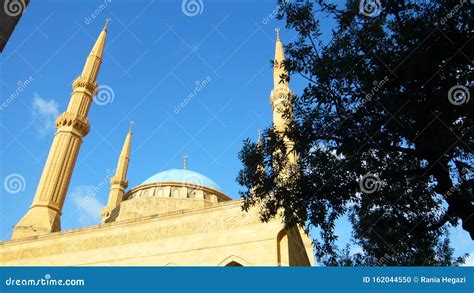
237,0,473,265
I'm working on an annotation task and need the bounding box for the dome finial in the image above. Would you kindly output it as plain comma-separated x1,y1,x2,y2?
183,154,188,170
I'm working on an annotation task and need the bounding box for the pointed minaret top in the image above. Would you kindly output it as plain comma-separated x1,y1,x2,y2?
114,126,132,180
89,23,107,58
104,18,111,31
273,27,288,88
103,124,131,221
129,120,135,133
183,154,189,170
274,27,285,62
81,21,109,80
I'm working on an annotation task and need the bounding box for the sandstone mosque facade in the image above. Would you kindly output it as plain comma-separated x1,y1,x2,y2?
0,21,314,266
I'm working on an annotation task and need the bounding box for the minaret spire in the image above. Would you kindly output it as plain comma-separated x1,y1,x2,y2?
273,27,288,89
104,18,111,31
12,22,110,239
81,19,109,82
102,123,132,223
270,28,292,133
183,154,189,170
269,28,297,164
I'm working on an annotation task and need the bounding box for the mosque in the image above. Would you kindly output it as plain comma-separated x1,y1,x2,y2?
0,20,314,266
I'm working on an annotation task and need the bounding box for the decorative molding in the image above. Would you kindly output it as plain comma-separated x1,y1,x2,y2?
55,112,90,136
124,181,231,202
72,76,97,93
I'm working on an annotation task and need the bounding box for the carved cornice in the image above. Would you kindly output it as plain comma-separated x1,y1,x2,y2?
270,86,293,108
55,112,90,136
124,181,231,202
110,176,128,188
72,76,97,94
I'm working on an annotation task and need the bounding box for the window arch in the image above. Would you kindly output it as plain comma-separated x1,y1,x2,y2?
277,229,289,266
217,255,251,266
225,261,243,266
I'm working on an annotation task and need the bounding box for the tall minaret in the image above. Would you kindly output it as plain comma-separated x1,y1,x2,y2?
12,20,110,239
102,123,132,222
270,28,297,164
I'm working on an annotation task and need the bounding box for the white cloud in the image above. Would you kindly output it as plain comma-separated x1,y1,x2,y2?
69,185,103,226
31,93,59,136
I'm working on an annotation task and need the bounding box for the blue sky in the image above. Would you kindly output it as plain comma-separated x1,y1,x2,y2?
0,0,472,263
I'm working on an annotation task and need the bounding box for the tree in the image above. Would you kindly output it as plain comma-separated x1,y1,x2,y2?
237,0,473,265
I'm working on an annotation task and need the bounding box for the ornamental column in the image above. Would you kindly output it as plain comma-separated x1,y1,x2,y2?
270,27,297,164
102,123,132,223
12,20,110,239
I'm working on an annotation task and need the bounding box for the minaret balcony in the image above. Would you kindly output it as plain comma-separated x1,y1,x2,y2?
55,112,90,137
72,76,98,95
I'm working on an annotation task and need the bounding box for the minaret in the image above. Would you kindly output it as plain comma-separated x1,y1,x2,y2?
12,20,110,239
270,27,297,164
102,122,132,222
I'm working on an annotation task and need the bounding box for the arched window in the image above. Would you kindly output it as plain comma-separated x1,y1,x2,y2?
217,255,251,266
225,261,243,266
277,229,289,266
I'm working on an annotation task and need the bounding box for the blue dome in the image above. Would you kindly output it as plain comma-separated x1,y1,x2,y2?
142,169,221,191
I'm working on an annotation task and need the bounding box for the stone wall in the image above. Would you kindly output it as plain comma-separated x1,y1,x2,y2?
0,200,314,266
